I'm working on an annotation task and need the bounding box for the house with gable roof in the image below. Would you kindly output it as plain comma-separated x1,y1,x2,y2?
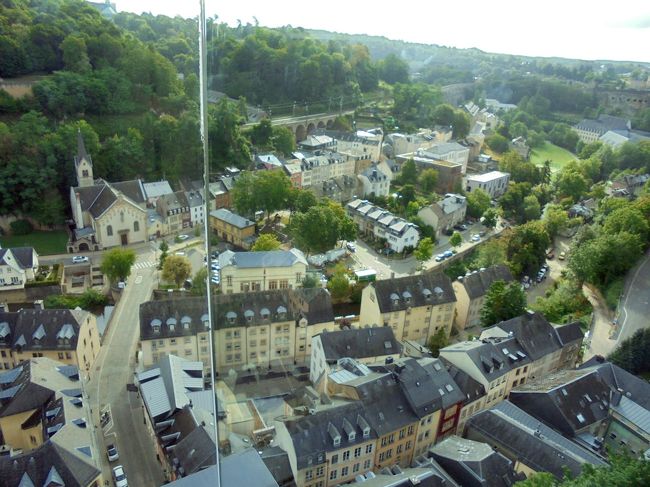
0,246,39,290
68,132,148,252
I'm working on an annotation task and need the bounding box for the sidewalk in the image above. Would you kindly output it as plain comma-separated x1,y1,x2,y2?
582,284,616,362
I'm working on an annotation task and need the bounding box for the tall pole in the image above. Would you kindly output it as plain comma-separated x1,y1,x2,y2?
199,1,221,485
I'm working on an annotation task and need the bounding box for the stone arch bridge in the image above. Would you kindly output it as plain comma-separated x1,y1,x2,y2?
244,110,355,142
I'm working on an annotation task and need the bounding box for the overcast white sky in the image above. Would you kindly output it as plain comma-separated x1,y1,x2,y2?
119,1,650,63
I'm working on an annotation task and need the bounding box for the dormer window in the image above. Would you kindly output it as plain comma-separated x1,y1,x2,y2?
151,318,162,334
277,306,287,320
244,310,254,323
181,316,192,330
390,293,399,307
226,311,237,325
260,308,270,321
166,318,177,332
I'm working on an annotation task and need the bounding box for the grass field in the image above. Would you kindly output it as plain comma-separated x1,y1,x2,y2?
530,141,577,171
0,230,68,255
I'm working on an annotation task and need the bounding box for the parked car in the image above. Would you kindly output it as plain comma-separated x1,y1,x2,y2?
72,255,89,264
106,443,119,462
211,263,220,271
346,242,356,252
210,276,220,285
443,250,453,258
478,230,486,237
453,223,468,231
443,228,454,236
558,251,566,260
435,254,445,262
470,234,481,242
113,466,128,487
546,248,555,259
178,234,189,241
211,251,219,259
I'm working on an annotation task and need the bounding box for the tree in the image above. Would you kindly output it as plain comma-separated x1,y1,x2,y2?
379,53,409,84
543,204,569,239
450,231,462,248
427,328,448,358
418,169,438,193
162,255,192,288
556,167,589,202
506,220,550,276
289,188,319,214
476,239,507,268
60,34,91,74
480,280,527,327
603,206,649,242
500,182,532,223
101,248,136,284
328,264,352,302
499,151,541,185
158,240,169,270
609,328,650,376
399,184,416,207
400,159,418,185
523,195,541,222
432,104,456,126
249,118,274,147
414,237,434,263
302,274,320,289
252,233,281,251
191,268,208,296
290,203,356,253
486,133,509,153
467,188,491,218
482,208,498,228
452,111,470,139
256,169,292,218
272,126,296,156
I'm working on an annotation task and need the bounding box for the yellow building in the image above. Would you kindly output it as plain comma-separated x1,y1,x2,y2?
452,264,514,330
359,273,457,344
0,358,104,486
0,307,100,372
218,248,308,293
209,209,256,249
139,288,336,377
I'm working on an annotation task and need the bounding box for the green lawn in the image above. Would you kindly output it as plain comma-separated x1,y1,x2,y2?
530,141,577,171
0,230,68,255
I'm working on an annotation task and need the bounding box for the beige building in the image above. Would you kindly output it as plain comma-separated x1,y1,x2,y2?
359,273,457,344
0,358,104,486
219,248,308,294
156,191,191,233
209,209,256,249
0,246,39,290
417,194,467,238
0,306,100,372
452,264,514,329
139,288,336,376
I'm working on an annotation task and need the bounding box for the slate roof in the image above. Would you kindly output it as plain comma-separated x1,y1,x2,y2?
0,308,86,354
318,327,400,363
143,180,174,199
431,435,522,487
73,179,146,219
386,358,465,416
0,441,100,487
74,130,91,170
459,265,514,300
0,247,37,269
185,190,203,208
574,114,630,135
293,287,334,325
360,164,388,182
210,208,254,229
372,273,456,314
487,311,563,362
282,401,377,469
172,424,217,477
219,249,307,269
111,180,146,204
445,364,486,405
169,448,279,487
580,360,650,410
509,369,611,436
436,193,467,216
555,322,584,345
465,401,606,479
421,142,468,156
260,446,295,487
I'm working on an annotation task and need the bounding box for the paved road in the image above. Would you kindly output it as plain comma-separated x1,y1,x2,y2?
87,264,164,487
615,249,650,343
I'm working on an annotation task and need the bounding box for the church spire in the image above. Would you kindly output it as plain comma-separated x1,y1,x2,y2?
74,129,94,187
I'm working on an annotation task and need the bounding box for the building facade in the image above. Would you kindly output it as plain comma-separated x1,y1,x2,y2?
465,171,510,199
0,247,39,290
209,209,256,249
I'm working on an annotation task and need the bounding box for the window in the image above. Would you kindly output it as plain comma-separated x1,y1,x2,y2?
331,454,338,465
120,211,124,223
399,428,405,439
65,352,72,359
353,463,360,473
343,451,349,461
329,470,337,481
227,276,232,286
341,466,348,477
354,447,361,458
378,452,385,462
365,444,373,454
296,273,302,283
397,444,403,454
305,470,313,481
316,466,324,477
269,280,278,290
363,459,371,469
58,352,64,359
106,225,113,236
407,425,414,435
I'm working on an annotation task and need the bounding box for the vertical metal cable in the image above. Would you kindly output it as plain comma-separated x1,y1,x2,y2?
199,1,222,484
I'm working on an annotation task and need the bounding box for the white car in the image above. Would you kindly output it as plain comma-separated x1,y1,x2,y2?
211,263,220,271
106,443,119,462
470,234,481,242
211,276,220,285
112,465,128,487
178,234,189,241
72,255,89,264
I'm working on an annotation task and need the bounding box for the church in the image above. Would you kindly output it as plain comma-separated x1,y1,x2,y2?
68,131,148,252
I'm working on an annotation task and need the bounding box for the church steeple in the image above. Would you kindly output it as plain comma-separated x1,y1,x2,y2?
74,129,94,188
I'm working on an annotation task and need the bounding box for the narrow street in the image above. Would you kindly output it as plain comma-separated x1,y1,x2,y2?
86,255,164,487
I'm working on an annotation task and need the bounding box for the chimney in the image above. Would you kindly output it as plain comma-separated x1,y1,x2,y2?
34,300,44,310
611,390,622,407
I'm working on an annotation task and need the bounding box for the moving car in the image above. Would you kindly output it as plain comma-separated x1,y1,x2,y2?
112,465,128,487
72,255,89,263
178,234,189,241
106,443,119,462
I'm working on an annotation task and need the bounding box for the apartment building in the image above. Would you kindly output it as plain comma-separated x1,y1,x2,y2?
346,199,420,253
357,163,390,198
309,327,401,384
219,249,308,294
0,358,104,487
157,191,191,232
139,288,336,375
452,265,514,329
291,150,356,189
417,194,467,238
418,142,470,174
573,114,631,144
359,273,457,344
0,247,39,290
0,306,100,372
185,190,205,227
209,209,256,249
465,171,510,199
395,153,463,194
274,401,377,487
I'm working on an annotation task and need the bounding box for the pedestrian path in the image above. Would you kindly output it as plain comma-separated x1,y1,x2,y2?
133,260,157,270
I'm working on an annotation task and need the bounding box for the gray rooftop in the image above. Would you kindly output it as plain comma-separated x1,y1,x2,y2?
219,248,307,269
459,265,514,300
209,208,254,229
372,273,456,313
318,327,401,363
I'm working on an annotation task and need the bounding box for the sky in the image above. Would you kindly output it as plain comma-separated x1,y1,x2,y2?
119,0,650,63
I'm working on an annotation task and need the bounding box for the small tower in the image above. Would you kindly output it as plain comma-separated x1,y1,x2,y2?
74,130,94,188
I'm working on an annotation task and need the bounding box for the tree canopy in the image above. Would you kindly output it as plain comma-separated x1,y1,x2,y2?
100,248,136,284
481,280,527,327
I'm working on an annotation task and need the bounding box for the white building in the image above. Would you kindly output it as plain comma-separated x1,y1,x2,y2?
185,190,204,227
357,163,390,198
347,199,420,253
466,171,510,199
0,247,39,289
289,150,355,189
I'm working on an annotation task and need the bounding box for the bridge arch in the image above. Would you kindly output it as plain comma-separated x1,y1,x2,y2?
326,119,334,129
295,124,306,141
317,121,326,129
307,122,316,135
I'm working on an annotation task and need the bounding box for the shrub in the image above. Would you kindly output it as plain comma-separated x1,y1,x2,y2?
10,219,33,235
